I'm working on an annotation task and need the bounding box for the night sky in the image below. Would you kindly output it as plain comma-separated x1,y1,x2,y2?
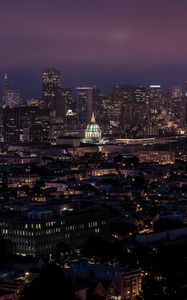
0,0,187,98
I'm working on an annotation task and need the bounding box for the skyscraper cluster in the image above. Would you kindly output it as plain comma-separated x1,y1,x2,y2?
0,69,186,146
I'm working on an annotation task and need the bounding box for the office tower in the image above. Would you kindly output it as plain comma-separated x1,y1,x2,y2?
171,85,183,99
169,85,186,132
112,84,140,136
2,106,51,144
148,85,162,136
99,95,113,131
77,86,93,126
92,87,100,113
54,94,65,120
92,88,111,134
66,109,77,126
42,68,62,110
21,107,51,143
185,98,187,129
2,73,21,108
2,107,20,143
2,89,21,108
62,88,75,112
2,73,10,97
149,85,162,100
112,84,130,130
110,84,151,138
134,86,149,104
54,87,75,121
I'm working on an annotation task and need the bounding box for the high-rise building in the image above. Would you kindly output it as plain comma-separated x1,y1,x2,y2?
2,89,21,108
1,107,20,143
2,73,10,97
54,88,75,121
113,84,135,115
171,85,183,99
2,106,51,144
65,109,78,127
169,85,186,131
2,73,21,108
62,88,75,112
134,86,149,104
42,68,62,110
149,85,162,100
77,86,93,126
112,84,147,137
148,85,162,136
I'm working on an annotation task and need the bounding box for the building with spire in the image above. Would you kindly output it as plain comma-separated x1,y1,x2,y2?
2,73,10,105
2,73,20,108
85,113,102,140
3,73,10,92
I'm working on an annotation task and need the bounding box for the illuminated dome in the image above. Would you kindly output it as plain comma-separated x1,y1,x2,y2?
85,113,101,139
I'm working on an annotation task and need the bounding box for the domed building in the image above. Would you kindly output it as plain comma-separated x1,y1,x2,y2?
85,113,102,140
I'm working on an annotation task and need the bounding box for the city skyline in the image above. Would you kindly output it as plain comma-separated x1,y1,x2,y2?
0,0,187,97
0,69,187,100
0,2,186,298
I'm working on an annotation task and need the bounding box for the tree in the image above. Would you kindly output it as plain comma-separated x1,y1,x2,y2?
83,237,125,263
153,218,183,232
111,222,137,238
31,180,44,195
51,241,71,264
21,263,78,300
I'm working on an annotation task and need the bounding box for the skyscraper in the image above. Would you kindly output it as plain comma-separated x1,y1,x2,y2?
2,89,21,108
2,106,51,144
171,85,183,99
134,86,149,104
148,85,162,136
149,85,162,100
170,85,185,131
77,86,93,126
3,73,10,95
2,73,21,108
42,68,62,110
62,88,75,113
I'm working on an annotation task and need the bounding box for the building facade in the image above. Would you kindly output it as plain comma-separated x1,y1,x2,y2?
42,68,62,111
85,113,101,140
77,86,93,126
0,209,110,256
1,106,51,144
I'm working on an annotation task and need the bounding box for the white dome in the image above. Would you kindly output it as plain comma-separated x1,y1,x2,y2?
85,113,101,139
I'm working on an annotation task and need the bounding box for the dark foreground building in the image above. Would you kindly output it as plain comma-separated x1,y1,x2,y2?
0,208,110,257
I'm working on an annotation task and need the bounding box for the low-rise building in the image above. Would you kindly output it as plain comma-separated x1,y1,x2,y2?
67,263,142,300
138,150,175,164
